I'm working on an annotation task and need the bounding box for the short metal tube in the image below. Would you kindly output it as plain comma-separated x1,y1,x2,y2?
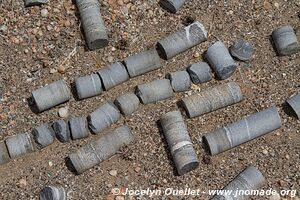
181,82,243,118
69,117,89,140
75,74,103,100
206,41,237,80
32,123,55,149
159,0,186,13
0,141,10,165
52,120,71,143
186,62,212,84
211,166,266,200
5,133,34,159
31,80,70,112
135,79,174,104
286,93,300,119
229,40,254,61
114,92,140,116
203,106,282,156
166,71,191,92
97,62,129,90
76,0,108,50
124,49,161,78
160,111,199,175
68,124,134,174
40,186,67,200
157,21,208,60
24,0,47,7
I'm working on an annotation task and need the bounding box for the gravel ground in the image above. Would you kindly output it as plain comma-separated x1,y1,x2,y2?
0,0,299,199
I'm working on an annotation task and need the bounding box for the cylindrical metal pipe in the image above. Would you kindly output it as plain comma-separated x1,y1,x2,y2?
206,41,237,80
159,0,186,13
203,106,282,156
181,82,243,118
114,92,140,116
5,133,34,159
286,93,300,119
211,166,266,200
272,25,300,56
157,21,207,60
97,62,129,90
52,120,71,143
31,80,70,112
75,74,103,100
186,62,212,84
69,117,89,140
0,141,10,165
135,79,174,104
229,40,254,61
32,123,55,149
25,0,47,7
76,0,108,50
160,111,199,175
40,186,67,200
166,71,191,92
87,101,121,134
124,49,161,78
68,124,134,174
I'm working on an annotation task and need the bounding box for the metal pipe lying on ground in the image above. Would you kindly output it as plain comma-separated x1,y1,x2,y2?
31,79,70,112
0,141,10,165
166,71,191,92
76,0,108,50
286,93,300,119
5,133,34,159
203,106,282,156
75,74,103,100
40,186,67,200
68,124,134,174
69,117,89,140
211,166,266,200
52,120,71,143
32,123,55,149
181,82,243,118
229,40,254,61
159,0,186,13
124,49,161,78
24,0,47,7
135,79,174,104
114,92,140,116
157,21,207,60
160,111,199,175
186,62,212,84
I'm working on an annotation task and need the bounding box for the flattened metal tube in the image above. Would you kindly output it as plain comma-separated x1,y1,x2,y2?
160,111,199,175
186,62,212,84
181,82,243,118
203,107,282,156
286,93,300,119
75,74,103,100
160,0,186,13
157,21,208,60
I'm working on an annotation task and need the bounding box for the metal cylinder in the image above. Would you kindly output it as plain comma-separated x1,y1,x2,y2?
68,124,134,174
75,74,103,100
114,92,140,116
32,123,55,149
186,62,212,84
182,82,243,118
5,133,34,159
97,62,129,90
286,93,300,119
160,111,199,175
203,106,282,156
206,41,237,80
166,71,191,92
160,0,186,13
229,40,254,61
211,166,266,200
40,185,67,200
25,0,47,7
124,49,161,78
52,120,71,143
76,0,108,50
69,117,89,140
135,79,174,104
157,21,207,60
0,141,10,165
31,80,70,112
272,25,300,56
87,101,121,134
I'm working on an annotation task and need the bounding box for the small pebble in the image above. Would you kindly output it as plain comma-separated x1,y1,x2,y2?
262,149,268,155
115,196,125,200
58,107,69,118
269,191,281,200
109,170,117,177
18,179,27,188
41,9,48,17
50,68,57,74
193,52,200,58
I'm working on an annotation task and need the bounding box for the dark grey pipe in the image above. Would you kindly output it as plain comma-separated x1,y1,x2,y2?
40,186,67,200
5,133,34,159
166,71,191,92
68,124,134,174
203,106,282,156
87,101,121,134
52,120,71,143
69,117,89,140
187,62,212,84
32,80,70,112
211,166,266,200
182,82,243,118
135,79,174,104
76,0,108,50
97,62,129,90
272,25,300,56
75,74,103,100
114,92,140,116
206,41,237,80
160,111,199,175
160,0,186,13
32,123,55,149
286,93,300,119
229,40,254,61
25,0,47,7
124,49,161,78
157,21,207,60
0,141,10,165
